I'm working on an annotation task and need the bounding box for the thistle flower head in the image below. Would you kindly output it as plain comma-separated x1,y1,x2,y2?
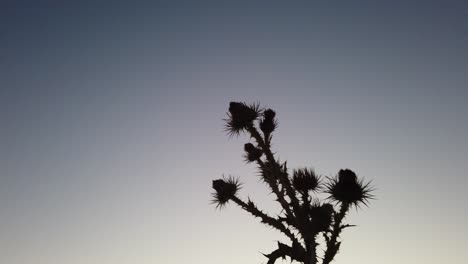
225,102,261,136
259,108,277,137
257,160,280,185
292,168,321,193
309,202,334,232
326,169,374,208
338,169,357,184
211,176,241,209
244,143,263,162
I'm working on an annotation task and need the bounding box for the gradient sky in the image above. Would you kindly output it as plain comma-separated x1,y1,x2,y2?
1,1,468,263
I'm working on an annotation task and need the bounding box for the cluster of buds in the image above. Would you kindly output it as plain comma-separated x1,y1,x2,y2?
212,102,375,264
260,109,277,141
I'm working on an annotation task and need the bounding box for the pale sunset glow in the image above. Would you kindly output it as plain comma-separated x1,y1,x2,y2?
1,1,468,264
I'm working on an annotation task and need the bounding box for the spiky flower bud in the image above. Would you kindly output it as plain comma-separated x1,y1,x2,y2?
326,169,373,208
244,143,263,162
212,176,241,208
260,109,277,137
338,169,357,184
292,168,320,193
225,102,260,135
260,161,284,184
309,203,334,232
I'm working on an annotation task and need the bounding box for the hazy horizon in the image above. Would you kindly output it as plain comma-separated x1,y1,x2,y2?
2,1,468,263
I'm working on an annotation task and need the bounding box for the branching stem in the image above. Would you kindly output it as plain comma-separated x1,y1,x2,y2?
246,125,302,225
230,196,301,247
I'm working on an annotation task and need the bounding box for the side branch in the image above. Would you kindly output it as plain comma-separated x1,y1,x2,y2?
257,159,297,230
264,242,306,264
230,196,302,247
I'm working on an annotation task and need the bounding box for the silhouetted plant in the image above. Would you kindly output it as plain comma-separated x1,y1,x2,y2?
211,102,375,264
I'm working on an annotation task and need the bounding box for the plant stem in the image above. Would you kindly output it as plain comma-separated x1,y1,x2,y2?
322,202,349,264
305,237,318,264
246,124,302,222
230,196,300,246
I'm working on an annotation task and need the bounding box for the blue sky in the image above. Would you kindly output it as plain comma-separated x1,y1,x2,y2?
1,1,468,263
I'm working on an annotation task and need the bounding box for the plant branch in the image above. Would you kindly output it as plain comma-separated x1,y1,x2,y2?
230,196,302,247
303,235,319,264
264,241,306,264
256,158,299,233
246,125,302,224
322,202,350,264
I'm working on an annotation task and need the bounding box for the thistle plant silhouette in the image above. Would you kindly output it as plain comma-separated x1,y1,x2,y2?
211,102,375,264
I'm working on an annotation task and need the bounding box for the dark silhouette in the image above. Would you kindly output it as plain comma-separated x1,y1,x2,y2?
211,102,375,264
